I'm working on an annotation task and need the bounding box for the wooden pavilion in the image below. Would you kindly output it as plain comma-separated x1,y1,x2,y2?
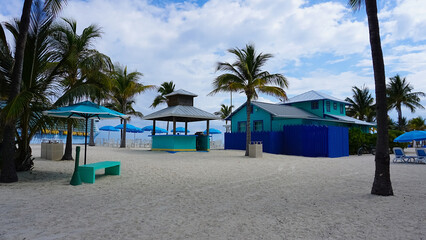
142,89,219,151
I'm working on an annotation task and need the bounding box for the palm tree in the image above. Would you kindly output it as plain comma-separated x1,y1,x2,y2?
387,74,425,131
151,81,175,133
408,117,425,131
345,85,375,121
210,44,288,156
0,0,66,183
349,0,392,195
52,18,112,160
106,64,155,148
151,81,175,108
1,2,62,171
214,104,233,125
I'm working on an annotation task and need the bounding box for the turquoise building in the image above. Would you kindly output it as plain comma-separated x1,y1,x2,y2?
228,90,375,133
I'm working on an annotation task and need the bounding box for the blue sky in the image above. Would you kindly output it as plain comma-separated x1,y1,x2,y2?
1,0,426,135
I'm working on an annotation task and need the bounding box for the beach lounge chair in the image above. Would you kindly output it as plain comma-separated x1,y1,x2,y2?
392,147,416,163
415,148,426,164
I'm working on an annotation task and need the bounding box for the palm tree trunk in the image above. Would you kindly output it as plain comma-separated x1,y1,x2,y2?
230,92,233,133
366,0,393,196
0,0,33,183
245,97,251,156
62,121,73,160
89,119,95,146
16,109,33,171
120,119,127,148
396,105,403,131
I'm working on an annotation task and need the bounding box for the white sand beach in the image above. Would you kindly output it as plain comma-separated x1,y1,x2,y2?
1,145,425,240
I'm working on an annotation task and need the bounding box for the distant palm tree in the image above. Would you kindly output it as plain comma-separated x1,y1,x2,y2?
52,18,112,160
387,74,425,131
408,117,425,131
345,85,375,122
151,81,175,108
210,44,288,156
349,0,393,196
214,104,233,125
0,0,66,183
151,81,174,133
106,64,155,148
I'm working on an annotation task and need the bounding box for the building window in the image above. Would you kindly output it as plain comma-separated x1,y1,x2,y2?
333,102,337,110
326,101,330,112
311,101,319,109
340,104,344,114
253,120,263,132
251,105,254,114
238,121,246,132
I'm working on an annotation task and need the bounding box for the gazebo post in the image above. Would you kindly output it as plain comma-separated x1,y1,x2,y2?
207,120,210,135
173,117,176,135
185,121,188,135
153,120,156,135
84,117,88,165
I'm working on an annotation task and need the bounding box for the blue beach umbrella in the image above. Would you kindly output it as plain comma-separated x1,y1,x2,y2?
114,124,141,132
141,125,167,134
171,127,190,133
394,130,426,142
204,128,221,134
43,101,127,164
99,125,119,141
204,128,222,141
115,124,143,140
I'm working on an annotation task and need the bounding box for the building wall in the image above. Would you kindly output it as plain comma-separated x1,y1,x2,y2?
323,100,346,116
271,118,303,131
231,104,272,132
290,101,324,117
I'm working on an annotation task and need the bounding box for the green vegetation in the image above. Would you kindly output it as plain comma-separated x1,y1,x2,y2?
349,128,407,155
408,117,425,131
345,85,375,122
387,74,425,131
214,104,233,125
151,81,175,108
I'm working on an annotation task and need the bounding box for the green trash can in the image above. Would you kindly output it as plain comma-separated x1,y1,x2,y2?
196,134,210,151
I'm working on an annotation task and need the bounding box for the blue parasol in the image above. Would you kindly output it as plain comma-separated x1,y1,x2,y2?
394,130,426,142
43,101,127,164
204,128,221,134
141,125,168,134
171,127,190,133
99,125,119,141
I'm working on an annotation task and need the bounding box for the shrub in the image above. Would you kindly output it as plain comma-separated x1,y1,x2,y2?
349,128,408,155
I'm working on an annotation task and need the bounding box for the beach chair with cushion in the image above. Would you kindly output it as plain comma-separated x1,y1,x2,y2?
392,147,416,163
415,148,426,164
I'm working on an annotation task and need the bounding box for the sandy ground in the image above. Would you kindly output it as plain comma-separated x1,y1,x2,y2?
1,145,425,240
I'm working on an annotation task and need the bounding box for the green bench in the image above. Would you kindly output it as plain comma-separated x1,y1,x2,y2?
78,161,121,184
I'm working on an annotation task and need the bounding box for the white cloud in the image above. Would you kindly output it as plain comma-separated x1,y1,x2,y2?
381,0,426,43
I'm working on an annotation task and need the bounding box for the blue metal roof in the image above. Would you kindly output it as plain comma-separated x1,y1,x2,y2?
142,105,219,122
164,89,198,97
284,90,351,105
324,114,376,126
